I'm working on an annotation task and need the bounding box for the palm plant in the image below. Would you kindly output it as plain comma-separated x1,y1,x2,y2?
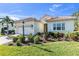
0,16,14,35
72,11,79,31
0,18,5,34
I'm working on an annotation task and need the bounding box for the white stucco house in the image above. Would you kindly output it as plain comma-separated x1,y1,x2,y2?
15,15,78,35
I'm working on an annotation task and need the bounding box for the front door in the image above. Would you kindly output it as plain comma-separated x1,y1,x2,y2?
44,24,48,32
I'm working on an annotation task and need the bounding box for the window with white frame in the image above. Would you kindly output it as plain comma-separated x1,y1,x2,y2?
62,23,65,30
53,23,56,30
53,23,65,30
57,23,61,30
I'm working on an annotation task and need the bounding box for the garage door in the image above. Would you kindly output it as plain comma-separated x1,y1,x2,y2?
24,27,34,35
18,27,23,34
16,26,34,35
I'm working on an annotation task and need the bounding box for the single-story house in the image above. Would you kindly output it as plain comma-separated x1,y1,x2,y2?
15,15,78,35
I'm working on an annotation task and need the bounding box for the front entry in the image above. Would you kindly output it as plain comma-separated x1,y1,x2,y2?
44,24,48,32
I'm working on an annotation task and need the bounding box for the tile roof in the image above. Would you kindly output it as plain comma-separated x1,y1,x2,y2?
40,15,55,21
15,17,40,23
44,16,77,22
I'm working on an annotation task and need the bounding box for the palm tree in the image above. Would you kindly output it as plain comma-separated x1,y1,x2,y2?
72,11,79,31
0,16,14,35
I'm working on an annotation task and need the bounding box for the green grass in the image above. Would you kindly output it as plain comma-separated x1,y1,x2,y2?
0,41,79,56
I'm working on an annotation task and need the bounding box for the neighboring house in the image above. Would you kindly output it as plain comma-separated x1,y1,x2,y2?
0,23,15,34
15,15,78,35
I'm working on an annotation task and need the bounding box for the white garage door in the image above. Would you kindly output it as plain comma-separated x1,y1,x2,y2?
18,27,23,34
24,27,34,35
16,26,34,35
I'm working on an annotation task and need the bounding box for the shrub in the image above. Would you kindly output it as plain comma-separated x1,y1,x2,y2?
9,35,25,44
47,37,57,42
71,32,79,41
16,39,22,46
57,33,65,41
65,33,72,41
39,34,47,43
8,43,14,46
58,37,65,41
18,35,25,43
33,35,40,44
53,32,58,38
69,33,75,41
36,32,42,36
47,35,53,41
75,31,79,36
27,34,34,43
59,33,64,37
64,32,79,41
13,36,18,42
44,32,49,35
16,42,22,46
47,32,54,38
48,32,54,36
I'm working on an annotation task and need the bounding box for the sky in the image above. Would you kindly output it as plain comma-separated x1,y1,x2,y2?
0,3,79,20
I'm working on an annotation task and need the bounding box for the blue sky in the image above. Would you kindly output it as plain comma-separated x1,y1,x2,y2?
0,3,79,20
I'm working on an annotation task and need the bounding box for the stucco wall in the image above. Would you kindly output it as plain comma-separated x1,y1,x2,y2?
15,21,43,35
47,20,75,33
35,22,44,33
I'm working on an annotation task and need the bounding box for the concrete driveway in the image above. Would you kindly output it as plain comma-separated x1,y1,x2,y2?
0,36,12,45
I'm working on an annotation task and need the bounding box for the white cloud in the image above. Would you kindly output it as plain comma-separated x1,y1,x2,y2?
49,4,62,12
52,4,62,8
49,8,56,12
49,4,77,14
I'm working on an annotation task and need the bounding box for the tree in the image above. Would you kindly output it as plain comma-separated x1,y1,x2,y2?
0,18,5,34
72,11,79,31
0,16,14,35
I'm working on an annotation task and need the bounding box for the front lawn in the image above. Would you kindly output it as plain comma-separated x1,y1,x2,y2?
0,41,79,56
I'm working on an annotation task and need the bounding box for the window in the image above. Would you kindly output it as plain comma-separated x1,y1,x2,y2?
57,23,61,30
62,23,65,30
53,23,65,31
53,24,56,30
